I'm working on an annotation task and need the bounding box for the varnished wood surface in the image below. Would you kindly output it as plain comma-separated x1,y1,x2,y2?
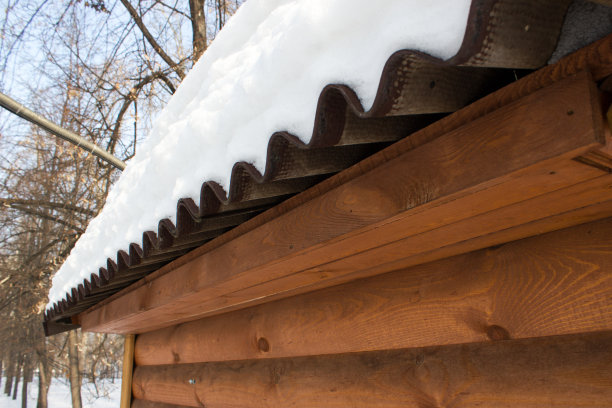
78,73,609,334
131,400,190,408
120,334,135,408
134,218,612,365
132,331,612,408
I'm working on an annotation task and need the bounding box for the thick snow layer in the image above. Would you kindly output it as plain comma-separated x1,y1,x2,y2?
47,0,472,307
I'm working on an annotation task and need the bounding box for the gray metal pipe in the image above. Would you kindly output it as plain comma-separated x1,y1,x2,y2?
0,92,126,171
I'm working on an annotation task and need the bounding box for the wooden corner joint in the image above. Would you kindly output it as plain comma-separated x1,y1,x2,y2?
575,85,612,172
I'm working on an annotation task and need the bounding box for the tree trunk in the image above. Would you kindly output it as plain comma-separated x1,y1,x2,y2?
12,361,20,400
4,361,13,395
36,339,50,408
68,331,82,408
21,369,28,408
189,0,207,61
36,360,49,408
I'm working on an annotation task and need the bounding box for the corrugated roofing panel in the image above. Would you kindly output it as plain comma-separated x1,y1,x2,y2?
45,0,580,333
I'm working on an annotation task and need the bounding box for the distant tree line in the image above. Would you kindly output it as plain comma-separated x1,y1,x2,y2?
0,1,243,407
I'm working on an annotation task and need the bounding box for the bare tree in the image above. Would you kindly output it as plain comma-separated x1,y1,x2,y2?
0,1,244,407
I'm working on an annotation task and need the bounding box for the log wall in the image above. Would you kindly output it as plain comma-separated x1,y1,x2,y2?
132,332,612,408
131,219,612,407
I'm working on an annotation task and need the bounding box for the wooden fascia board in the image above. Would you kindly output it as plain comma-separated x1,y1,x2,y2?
77,70,610,334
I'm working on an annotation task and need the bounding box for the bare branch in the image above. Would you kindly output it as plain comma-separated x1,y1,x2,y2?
6,204,84,233
153,0,190,19
118,0,186,79
0,198,95,216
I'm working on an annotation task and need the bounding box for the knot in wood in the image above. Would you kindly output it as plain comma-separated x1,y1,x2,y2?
257,337,270,352
486,324,511,341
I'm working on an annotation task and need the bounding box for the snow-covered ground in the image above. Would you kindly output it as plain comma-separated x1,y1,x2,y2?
0,377,120,408
48,0,473,307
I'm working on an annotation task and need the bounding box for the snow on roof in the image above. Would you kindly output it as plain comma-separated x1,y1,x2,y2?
47,0,472,308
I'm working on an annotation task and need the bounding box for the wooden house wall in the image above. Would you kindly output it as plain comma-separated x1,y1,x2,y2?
129,218,612,407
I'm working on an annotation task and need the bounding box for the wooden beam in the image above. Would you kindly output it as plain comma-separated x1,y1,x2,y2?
120,334,135,408
132,331,612,408
134,218,612,366
78,72,609,334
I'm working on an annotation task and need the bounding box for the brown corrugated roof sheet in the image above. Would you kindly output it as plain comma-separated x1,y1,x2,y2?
45,0,584,333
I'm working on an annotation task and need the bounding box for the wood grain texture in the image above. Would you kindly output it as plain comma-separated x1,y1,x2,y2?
134,218,612,366
132,400,191,408
78,73,608,334
132,331,612,408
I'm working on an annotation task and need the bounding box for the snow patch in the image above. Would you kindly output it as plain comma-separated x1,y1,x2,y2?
0,378,121,408
48,0,472,308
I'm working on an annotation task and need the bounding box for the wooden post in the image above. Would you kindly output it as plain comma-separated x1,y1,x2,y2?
120,334,136,408
67,331,82,408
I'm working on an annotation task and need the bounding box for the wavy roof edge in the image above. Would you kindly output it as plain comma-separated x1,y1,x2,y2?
45,0,587,332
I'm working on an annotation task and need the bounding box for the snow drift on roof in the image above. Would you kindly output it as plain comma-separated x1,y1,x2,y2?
47,0,472,308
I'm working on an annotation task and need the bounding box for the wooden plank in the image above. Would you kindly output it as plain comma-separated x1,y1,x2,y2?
78,72,608,334
134,218,612,366
120,334,135,408
132,331,612,408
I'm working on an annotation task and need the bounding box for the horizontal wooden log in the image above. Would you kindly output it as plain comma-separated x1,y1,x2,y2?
132,400,190,408
135,218,612,366
79,72,608,334
132,331,612,408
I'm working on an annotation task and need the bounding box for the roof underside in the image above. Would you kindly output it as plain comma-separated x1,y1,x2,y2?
44,0,612,334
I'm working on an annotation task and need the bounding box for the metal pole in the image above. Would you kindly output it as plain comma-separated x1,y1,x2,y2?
0,91,126,171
